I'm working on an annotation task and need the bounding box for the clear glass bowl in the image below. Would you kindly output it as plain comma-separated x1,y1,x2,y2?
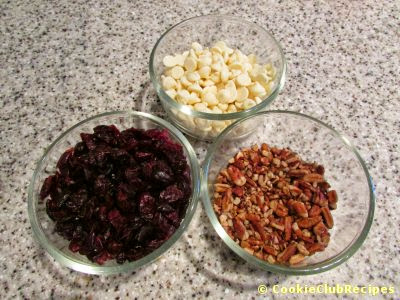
149,15,286,140
202,111,375,275
28,111,201,275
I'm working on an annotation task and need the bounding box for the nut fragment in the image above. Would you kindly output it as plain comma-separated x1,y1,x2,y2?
277,243,297,263
321,207,334,228
227,166,246,186
289,254,305,265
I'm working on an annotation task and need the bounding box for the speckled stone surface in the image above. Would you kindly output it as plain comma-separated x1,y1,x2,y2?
1,0,399,299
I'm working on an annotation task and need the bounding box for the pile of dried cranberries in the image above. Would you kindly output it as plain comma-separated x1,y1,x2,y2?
40,125,191,265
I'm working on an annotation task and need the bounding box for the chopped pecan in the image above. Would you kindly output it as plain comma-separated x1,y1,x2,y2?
327,190,338,210
284,216,292,241
277,243,297,263
275,203,289,217
214,183,231,192
233,217,246,240
308,205,321,217
303,173,325,183
292,201,308,218
232,186,244,197
289,254,305,265
297,216,322,228
287,169,309,177
221,189,232,212
321,207,334,228
227,165,246,186
263,245,278,256
296,243,310,256
306,243,325,254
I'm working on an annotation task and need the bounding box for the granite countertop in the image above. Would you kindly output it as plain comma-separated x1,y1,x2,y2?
1,0,399,299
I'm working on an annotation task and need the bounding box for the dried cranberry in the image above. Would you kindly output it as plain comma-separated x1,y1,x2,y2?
138,192,155,220
93,125,120,146
40,175,55,200
159,185,184,203
41,125,191,265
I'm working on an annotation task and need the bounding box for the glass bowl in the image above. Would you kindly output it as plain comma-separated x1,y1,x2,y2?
28,111,201,275
149,15,286,140
202,111,375,275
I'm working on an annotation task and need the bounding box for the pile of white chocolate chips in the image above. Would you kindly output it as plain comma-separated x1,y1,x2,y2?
161,41,276,117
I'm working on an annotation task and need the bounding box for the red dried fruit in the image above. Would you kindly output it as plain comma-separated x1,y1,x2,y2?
40,125,191,265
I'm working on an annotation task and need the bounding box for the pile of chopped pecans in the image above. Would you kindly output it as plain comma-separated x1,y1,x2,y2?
213,143,338,265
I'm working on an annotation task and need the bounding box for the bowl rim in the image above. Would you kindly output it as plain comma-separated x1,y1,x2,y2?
201,110,375,275
149,14,287,121
27,110,201,275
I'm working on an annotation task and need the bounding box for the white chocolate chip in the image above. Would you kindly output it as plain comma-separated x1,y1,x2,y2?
176,90,191,103
162,76,177,90
186,71,200,82
191,42,203,53
163,55,177,67
243,98,256,109
227,104,237,113
236,86,249,102
175,54,186,66
198,66,211,79
221,66,230,83
198,55,212,67
210,72,220,83
248,82,266,97
248,53,257,64
188,83,203,94
165,89,177,99
194,102,209,112
211,106,223,114
236,73,252,86
171,66,184,79
179,75,191,87
217,89,232,104
235,101,243,110
202,92,219,106
184,57,197,72
217,103,228,111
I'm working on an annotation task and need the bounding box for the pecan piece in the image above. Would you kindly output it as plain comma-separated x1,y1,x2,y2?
221,189,232,212
233,159,246,170
296,243,310,256
227,165,246,186
263,245,278,256
321,207,334,228
275,203,289,217
233,217,246,240
246,213,260,222
232,186,244,197
277,243,297,263
303,173,325,183
292,201,308,218
306,243,325,254
297,216,322,228
251,220,267,241
313,222,330,246
214,183,231,192
327,190,338,209
308,205,321,217
289,254,305,265
313,191,328,207
284,216,292,241
288,169,309,177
